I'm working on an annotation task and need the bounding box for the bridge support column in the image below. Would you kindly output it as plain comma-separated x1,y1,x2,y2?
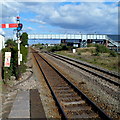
80,39,87,48
104,40,108,47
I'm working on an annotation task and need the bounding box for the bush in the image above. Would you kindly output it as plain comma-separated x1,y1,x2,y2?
2,42,18,81
77,51,81,55
61,44,69,50
21,45,28,63
109,50,117,57
48,44,69,52
49,46,58,52
95,44,110,53
94,52,100,56
87,44,96,47
91,49,96,54
2,33,28,81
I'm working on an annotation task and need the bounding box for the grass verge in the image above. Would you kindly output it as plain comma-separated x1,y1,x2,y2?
56,51,119,73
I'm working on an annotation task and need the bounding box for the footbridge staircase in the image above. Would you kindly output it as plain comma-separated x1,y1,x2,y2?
106,36,120,52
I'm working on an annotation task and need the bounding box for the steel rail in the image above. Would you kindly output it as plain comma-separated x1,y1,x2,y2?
32,50,67,120
46,52,120,87
31,48,112,120
46,52,120,78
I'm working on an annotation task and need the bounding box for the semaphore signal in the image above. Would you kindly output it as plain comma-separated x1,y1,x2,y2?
1,23,18,28
1,16,23,65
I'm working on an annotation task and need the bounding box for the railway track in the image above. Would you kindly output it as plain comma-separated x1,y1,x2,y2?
31,48,112,120
45,52,120,87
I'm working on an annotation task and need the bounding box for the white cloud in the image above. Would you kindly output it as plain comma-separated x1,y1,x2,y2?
28,2,118,34
1,1,24,23
23,26,35,33
27,19,46,24
27,27,34,30
1,1,119,35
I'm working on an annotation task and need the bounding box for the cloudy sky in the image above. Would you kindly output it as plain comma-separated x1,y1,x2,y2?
0,0,119,41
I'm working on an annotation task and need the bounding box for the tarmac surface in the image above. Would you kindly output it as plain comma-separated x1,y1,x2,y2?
8,90,30,118
7,74,46,119
8,89,46,119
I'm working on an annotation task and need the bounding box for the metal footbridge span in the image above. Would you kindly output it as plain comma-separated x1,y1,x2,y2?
28,34,107,40
28,34,120,49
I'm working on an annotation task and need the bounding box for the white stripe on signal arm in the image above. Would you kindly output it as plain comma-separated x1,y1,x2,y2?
6,24,9,28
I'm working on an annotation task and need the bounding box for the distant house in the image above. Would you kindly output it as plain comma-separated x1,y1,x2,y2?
0,34,5,51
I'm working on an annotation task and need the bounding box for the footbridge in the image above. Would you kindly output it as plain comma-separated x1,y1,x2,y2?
28,34,120,49
28,34,107,40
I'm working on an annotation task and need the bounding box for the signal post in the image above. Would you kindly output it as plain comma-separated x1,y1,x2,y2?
1,16,23,66
16,16,21,65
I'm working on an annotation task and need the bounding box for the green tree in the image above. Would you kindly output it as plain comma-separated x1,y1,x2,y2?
2,32,29,81
20,32,28,63
5,39,16,48
20,45,28,63
20,32,28,46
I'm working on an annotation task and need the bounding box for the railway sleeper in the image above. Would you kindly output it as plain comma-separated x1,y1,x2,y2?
66,109,95,115
57,93,78,97
54,88,73,92
59,96,81,102
61,100,85,106
64,105,91,112
54,89,74,94
67,111,100,119
50,82,68,87
53,86,70,90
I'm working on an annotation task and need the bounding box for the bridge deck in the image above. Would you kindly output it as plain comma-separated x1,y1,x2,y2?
28,34,106,40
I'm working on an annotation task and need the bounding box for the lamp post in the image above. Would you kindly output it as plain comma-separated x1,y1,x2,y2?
79,32,83,47
94,32,97,44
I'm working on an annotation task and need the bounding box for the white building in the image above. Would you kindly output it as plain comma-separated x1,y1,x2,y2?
0,34,5,51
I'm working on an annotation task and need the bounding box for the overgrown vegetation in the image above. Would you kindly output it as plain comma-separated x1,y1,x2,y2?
109,50,117,57
33,43,119,72
33,43,44,50
46,44,73,52
2,32,28,82
55,44,119,72
87,44,118,57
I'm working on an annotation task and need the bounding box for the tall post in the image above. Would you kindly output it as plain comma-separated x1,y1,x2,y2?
16,16,21,65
